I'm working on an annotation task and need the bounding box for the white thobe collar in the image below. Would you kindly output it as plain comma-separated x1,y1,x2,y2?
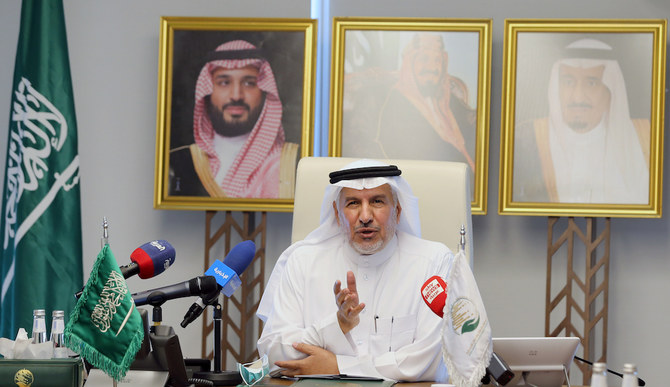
343,234,398,268
212,131,251,184
551,120,608,202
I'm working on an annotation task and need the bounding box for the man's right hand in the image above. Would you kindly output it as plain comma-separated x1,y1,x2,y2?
333,270,365,334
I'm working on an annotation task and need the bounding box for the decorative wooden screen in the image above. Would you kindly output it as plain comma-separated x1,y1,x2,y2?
546,217,610,385
201,211,267,368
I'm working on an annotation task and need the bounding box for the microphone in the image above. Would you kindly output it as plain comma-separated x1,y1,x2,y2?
75,240,177,299
181,240,255,328
131,275,219,307
120,240,176,279
574,356,646,386
420,276,514,386
421,275,447,317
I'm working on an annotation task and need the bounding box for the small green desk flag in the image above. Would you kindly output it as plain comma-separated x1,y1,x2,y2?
0,0,83,339
64,244,144,381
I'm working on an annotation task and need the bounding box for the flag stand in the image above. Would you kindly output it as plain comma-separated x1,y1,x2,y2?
102,218,117,387
545,217,610,385
201,211,266,369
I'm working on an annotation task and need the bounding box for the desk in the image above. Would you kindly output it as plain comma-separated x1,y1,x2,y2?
257,377,586,387
258,377,431,387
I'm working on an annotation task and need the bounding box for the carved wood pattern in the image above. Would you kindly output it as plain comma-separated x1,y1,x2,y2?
201,211,267,368
546,217,609,385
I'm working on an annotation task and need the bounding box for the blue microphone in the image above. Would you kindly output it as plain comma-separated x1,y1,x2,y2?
180,240,255,327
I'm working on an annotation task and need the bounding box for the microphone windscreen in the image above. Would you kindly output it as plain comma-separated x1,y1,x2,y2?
421,275,447,318
131,240,176,279
222,240,256,275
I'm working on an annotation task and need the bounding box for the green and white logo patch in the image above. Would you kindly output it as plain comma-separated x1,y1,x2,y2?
450,297,480,335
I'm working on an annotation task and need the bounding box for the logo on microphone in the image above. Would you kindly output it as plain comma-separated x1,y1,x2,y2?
450,297,480,335
214,267,230,280
205,260,237,290
422,278,445,304
150,240,166,251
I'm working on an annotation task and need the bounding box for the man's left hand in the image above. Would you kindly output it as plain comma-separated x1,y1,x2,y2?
274,343,339,376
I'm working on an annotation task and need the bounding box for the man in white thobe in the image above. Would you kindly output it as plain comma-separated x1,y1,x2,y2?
256,159,465,381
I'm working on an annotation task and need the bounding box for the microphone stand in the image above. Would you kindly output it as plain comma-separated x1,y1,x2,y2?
192,299,243,386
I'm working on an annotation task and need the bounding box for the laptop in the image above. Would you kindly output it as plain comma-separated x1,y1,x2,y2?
492,337,581,387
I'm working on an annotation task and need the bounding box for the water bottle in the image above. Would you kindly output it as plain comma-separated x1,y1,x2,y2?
621,363,638,387
31,309,47,344
50,310,67,358
590,362,608,387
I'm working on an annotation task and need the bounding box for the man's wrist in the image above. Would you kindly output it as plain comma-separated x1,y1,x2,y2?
337,313,354,334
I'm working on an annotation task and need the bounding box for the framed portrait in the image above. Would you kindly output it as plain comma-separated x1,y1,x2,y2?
499,19,666,218
328,18,492,215
153,17,317,212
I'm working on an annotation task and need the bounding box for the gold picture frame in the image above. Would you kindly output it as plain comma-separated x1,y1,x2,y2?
328,17,492,215
153,17,317,212
499,19,666,218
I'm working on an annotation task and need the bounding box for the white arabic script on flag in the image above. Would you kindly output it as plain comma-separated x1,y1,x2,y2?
1,77,80,303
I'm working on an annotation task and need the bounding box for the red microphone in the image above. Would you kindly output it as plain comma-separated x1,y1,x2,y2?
75,240,176,300
421,275,447,317
125,240,176,279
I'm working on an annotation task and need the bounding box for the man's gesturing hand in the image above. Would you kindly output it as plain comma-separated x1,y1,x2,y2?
333,270,365,334
275,343,339,376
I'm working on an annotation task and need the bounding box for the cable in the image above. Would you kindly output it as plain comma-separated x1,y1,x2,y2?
188,378,214,386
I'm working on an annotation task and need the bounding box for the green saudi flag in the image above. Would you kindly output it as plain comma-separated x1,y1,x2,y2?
65,244,144,381
0,0,83,339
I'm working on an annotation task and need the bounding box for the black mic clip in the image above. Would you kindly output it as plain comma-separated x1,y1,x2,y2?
202,288,221,305
482,351,514,386
180,288,220,328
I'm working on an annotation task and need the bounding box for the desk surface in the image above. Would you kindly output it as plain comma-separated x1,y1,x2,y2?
259,378,431,387
258,377,585,387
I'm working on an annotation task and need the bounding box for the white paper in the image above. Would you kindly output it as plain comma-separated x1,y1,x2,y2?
0,328,53,359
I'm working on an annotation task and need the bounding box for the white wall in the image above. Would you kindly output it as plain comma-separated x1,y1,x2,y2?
1,1,669,386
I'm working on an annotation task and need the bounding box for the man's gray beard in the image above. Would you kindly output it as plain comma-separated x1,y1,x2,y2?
339,212,398,255
567,121,589,131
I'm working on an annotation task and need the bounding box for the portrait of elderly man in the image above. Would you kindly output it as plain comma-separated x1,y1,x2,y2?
341,32,478,189
169,39,299,199
256,159,490,382
513,38,650,204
